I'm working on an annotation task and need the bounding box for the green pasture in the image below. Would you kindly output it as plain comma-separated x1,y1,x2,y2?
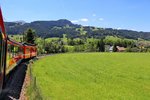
32,53,150,100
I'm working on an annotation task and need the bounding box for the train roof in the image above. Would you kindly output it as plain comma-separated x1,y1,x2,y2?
1,37,36,49
7,38,23,46
22,42,36,46
7,38,36,47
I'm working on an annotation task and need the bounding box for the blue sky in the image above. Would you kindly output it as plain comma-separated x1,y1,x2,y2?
0,0,150,32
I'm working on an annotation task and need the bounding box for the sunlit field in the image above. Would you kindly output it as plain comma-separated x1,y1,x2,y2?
32,53,150,100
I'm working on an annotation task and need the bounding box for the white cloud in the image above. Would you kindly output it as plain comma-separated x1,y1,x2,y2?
71,18,89,23
92,14,96,17
99,18,104,21
117,27,137,31
80,18,89,22
71,20,79,23
130,29,136,31
117,27,122,30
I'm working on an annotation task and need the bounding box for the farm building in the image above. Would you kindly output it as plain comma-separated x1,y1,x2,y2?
116,46,126,52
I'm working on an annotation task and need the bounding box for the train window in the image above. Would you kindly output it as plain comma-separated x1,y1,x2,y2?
7,44,13,59
18,47,23,55
13,46,17,56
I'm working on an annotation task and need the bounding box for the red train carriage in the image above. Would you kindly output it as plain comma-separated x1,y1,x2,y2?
0,7,37,93
0,8,7,92
0,29,5,92
30,46,37,57
6,38,24,74
6,40,37,75
23,43,37,59
23,45,31,59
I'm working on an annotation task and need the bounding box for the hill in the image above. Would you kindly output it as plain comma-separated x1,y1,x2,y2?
5,19,150,40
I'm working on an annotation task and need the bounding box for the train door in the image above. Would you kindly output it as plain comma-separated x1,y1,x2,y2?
0,29,2,91
0,29,5,92
0,7,7,92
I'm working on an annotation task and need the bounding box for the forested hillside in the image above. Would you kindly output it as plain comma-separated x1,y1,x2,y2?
5,19,150,40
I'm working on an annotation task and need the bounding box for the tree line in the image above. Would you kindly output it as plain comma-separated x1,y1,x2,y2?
23,28,150,55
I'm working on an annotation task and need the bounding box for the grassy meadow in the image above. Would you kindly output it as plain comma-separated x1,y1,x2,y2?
32,53,150,100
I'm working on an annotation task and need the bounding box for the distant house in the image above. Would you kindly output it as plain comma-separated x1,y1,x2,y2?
105,45,126,52
109,46,114,52
116,46,126,52
105,45,113,52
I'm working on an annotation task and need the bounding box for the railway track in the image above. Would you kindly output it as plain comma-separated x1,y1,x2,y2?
0,59,31,100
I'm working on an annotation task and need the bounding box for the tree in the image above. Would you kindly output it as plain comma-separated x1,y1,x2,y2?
44,39,67,54
25,28,36,44
67,38,75,46
97,39,105,52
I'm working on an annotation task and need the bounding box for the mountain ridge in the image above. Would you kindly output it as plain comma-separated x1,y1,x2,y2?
5,19,150,40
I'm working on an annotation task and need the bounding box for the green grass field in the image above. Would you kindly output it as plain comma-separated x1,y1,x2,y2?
32,53,150,100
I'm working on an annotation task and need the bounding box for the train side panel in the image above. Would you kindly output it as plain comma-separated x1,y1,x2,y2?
6,40,23,74
30,46,37,57
23,44,37,59
23,46,31,59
